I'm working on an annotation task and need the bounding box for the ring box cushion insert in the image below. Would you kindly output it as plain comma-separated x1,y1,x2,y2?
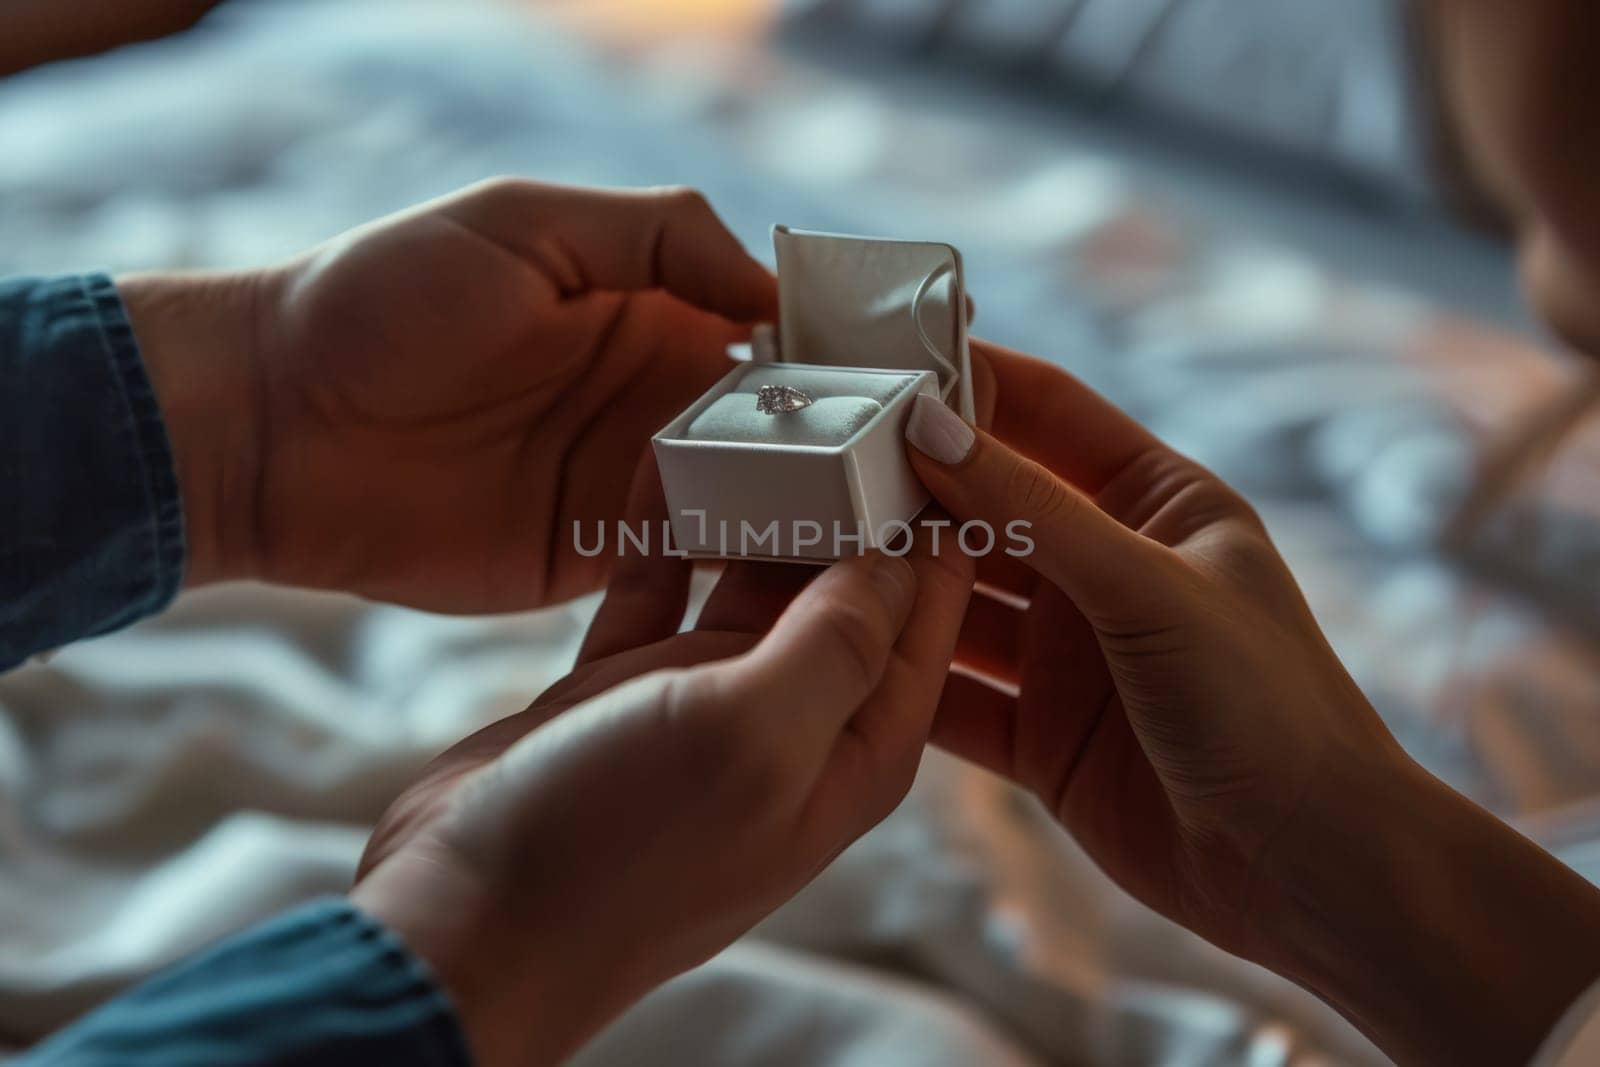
685,367,898,447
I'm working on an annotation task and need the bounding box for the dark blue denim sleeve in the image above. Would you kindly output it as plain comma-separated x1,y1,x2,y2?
0,273,185,671
18,898,472,1067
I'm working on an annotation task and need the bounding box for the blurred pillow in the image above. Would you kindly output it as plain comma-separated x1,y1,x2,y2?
780,0,1436,201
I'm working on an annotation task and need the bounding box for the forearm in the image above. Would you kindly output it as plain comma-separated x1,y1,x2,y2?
1259,749,1600,1065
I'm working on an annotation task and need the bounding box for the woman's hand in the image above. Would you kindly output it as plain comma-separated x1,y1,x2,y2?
906,341,1390,949
349,467,974,1067
121,179,774,609
904,341,1600,1066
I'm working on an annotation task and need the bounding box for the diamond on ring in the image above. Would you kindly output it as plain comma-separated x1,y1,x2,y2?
756,384,815,415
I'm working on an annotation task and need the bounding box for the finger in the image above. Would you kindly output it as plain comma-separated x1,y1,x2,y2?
827,509,977,766
904,393,1175,621
443,179,778,323
1012,583,1158,841
977,339,1170,493
542,310,735,606
541,297,742,605
969,338,998,430
799,512,977,845
540,630,758,716
954,592,1021,685
577,458,692,665
887,508,977,675
929,670,1018,779
976,552,1037,606
705,551,918,768
695,561,818,634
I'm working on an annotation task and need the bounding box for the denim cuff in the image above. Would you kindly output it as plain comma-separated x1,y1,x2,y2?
19,898,472,1067
0,273,185,670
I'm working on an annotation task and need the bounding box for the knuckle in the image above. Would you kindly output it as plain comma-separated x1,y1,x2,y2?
472,175,532,202
655,184,712,215
1174,474,1263,533
660,669,790,808
1211,525,1291,588
1230,493,1269,533
1114,449,1264,537
1201,477,1260,526
1006,457,1075,521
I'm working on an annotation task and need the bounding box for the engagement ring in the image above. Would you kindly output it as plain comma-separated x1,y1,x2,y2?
756,384,815,415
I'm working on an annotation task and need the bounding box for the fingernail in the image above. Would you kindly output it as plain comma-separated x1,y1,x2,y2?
750,323,779,363
869,552,917,613
906,393,975,465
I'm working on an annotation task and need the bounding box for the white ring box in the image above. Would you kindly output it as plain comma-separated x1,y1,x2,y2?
653,226,973,561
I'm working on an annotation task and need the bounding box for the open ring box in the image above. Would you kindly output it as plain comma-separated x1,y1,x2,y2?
653,226,973,561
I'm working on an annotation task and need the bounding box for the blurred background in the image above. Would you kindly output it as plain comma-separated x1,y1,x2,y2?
4,1,1600,1063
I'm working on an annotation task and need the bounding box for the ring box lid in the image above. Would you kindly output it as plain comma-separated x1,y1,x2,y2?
764,226,974,422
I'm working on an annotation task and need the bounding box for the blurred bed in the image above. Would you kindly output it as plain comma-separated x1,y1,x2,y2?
4,1,1600,1063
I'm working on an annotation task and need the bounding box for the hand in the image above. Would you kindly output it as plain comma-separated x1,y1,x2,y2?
903,341,1600,1065
0,1,226,75
122,179,775,609
1411,0,1600,358
349,466,974,1067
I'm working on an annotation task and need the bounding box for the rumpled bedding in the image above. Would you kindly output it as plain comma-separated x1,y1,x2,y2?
4,1,1599,1063
783,0,1434,199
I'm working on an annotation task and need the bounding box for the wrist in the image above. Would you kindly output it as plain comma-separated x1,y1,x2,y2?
351,862,529,1067
1255,739,1600,1064
351,847,635,1067
119,271,265,587
1251,743,1439,997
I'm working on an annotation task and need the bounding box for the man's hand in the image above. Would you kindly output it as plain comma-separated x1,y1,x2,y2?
123,179,775,610
0,0,225,75
349,465,974,1066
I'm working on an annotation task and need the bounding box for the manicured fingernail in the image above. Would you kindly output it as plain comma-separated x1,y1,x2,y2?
750,323,779,362
869,552,917,613
906,393,975,465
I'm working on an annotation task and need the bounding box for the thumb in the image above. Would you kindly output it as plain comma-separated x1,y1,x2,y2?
702,551,918,773
903,394,1171,619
